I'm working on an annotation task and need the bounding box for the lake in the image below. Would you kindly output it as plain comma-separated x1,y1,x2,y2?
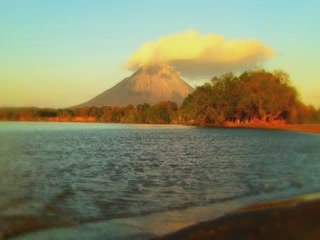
0,122,320,239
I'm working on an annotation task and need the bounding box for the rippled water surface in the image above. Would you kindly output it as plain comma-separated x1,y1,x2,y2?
1,122,320,225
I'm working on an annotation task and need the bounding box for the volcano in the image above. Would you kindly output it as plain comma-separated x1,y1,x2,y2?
78,64,193,107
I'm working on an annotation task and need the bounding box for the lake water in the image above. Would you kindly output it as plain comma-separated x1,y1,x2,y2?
0,122,320,239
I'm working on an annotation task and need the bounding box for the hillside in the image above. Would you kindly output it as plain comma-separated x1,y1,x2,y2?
78,64,193,107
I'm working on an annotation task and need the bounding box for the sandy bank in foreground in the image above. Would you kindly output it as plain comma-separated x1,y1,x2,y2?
4,194,320,240
153,195,320,240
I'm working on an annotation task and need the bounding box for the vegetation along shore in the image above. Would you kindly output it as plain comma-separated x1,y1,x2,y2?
1,70,319,130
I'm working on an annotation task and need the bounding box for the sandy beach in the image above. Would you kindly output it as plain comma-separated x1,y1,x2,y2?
220,122,320,134
2,194,320,240
275,124,320,134
153,194,320,240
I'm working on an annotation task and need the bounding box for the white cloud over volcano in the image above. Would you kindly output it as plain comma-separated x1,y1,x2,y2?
126,31,274,78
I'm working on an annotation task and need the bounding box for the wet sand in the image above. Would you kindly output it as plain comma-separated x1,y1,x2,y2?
0,216,77,239
153,196,320,240
2,194,320,240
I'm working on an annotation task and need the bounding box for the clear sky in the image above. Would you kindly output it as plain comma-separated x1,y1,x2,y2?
1,0,319,108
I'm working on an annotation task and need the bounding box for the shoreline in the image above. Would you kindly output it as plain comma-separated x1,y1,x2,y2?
218,123,320,134
1,120,320,134
153,193,320,240
4,192,320,240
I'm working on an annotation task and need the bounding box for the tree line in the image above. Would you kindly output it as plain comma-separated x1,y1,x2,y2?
180,70,320,125
0,101,179,124
0,70,319,125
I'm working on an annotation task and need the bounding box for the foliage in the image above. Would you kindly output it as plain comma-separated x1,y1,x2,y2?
0,69,319,125
0,101,178,124
180,70,319,125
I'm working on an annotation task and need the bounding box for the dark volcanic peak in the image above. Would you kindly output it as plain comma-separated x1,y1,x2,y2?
78,64,193,107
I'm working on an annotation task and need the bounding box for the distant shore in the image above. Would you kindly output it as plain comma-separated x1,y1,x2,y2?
153,193,320,240
1,120,320,135
221,122,320,134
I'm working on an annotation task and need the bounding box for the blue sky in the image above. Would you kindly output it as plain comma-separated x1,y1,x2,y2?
1,0,319,107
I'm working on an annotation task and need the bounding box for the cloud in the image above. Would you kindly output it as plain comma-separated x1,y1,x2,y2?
126,31,274,79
